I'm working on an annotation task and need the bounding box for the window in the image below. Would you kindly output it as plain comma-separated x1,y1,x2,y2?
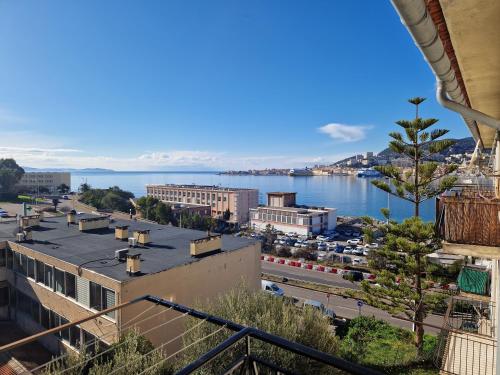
13,251,20,272
19,254,27,276
54,268,65,294
44,265,54,289
0,287,8,307
76,277,90,306
60,317,70,342
40,306,50,329
102,288,116,319
69,325,81,348
31,299,40,323
65,273,76,299
27,257,35,279
35,260,44,283
6,248,13,269
89,282,102,310
0,248,5,267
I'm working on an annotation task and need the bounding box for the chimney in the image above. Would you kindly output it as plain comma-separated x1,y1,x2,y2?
67,210,76,224
126,253,141,275
190,234,222,257
79,216,109,231
115,225,129,240
133,230,150,245
23,228,33,241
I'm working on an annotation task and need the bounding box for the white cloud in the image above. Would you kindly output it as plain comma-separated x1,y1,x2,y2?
318,123,371,142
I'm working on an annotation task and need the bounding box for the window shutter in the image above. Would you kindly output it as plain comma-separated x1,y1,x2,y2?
76,277,90,307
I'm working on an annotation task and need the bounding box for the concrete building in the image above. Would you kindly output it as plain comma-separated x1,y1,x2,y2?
146,184,258,224
392,1,500,374
249,192,337,236
0,212,260,354
16,172,71,194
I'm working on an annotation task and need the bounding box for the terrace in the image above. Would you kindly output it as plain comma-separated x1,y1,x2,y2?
436,186,500,256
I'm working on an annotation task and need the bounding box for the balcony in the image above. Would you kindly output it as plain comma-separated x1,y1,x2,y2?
435,296,497,375
437,187,500,256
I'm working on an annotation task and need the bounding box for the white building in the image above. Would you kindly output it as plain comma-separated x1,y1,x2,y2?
16,172,71,194
249,192,337,236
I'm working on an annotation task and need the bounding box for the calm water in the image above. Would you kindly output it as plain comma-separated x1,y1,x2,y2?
71,171,434,222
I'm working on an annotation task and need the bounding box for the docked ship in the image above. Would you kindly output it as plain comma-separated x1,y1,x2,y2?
357,168,382,178
288,168,314,176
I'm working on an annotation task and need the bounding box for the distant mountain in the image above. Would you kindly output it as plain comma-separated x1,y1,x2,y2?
22,167,115,173
377,137,475,159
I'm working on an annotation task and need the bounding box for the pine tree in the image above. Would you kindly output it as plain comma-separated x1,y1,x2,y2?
371,97,457,217
365,97,457,355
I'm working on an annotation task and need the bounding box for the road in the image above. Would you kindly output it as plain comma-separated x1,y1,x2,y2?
262,261,361,290
261,261,444,334
276,282,443,334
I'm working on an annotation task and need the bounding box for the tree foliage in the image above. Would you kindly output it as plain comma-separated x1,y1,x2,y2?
0,158,24,194
179,286,340,374
80,185,135,213
362,217,448,354
57,183,70,193
368,98,457,356
371,97,457,217
44,330,171,375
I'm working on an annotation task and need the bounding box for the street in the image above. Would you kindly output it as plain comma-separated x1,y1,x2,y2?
262,260,361,290
275,282,443,334
261,261,444,334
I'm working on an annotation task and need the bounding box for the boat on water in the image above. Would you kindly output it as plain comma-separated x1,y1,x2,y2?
288,168,314,176
357,168,382,178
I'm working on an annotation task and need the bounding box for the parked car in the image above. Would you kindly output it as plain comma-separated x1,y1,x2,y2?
363,249,371,256
303,299,336,321
342,270,364,282
261,280,284,297
285,232,297,237
344,230,353,236
347,238,362,246
317,242,328,251
352,248,364,256
343,247,353,255
317,251,328,261
352,258,362,265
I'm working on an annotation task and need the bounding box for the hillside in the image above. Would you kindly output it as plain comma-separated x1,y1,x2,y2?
377,137,475,159
332,137,475,166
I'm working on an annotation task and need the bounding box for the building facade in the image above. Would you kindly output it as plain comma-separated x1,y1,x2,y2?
0,213,260,354
16,172,71,194
146,184,258,224
392,1,500,374
249,192,337,236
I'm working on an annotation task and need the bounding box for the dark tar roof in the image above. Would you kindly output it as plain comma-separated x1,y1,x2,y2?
0,214,255,282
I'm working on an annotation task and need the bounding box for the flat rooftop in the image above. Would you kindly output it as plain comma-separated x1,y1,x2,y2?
147,184,257,192
0,214,255,282
251,206,335,214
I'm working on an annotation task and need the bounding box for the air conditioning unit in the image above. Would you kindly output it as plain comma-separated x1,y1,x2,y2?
128,237,138,248
115,248,129,261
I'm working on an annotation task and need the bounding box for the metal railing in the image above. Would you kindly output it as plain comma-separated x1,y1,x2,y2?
0,294,382,375
445,296,495,337
434,296,497,375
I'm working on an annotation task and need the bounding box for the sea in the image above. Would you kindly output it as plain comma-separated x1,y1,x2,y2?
71,171,435,222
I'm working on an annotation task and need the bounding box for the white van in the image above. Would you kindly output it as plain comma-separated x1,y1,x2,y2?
261,280,285,297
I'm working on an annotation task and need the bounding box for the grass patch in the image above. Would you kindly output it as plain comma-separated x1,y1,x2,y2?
340,316,439,374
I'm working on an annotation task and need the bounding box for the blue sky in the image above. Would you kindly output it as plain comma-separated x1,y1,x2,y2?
0,0,470,171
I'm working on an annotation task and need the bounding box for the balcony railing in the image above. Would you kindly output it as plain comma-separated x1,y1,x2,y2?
437,188,500,247
445,296,495,337
0,294,382,375
434,296,497,375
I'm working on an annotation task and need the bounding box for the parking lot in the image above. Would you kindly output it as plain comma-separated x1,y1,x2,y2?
241,221,384,267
